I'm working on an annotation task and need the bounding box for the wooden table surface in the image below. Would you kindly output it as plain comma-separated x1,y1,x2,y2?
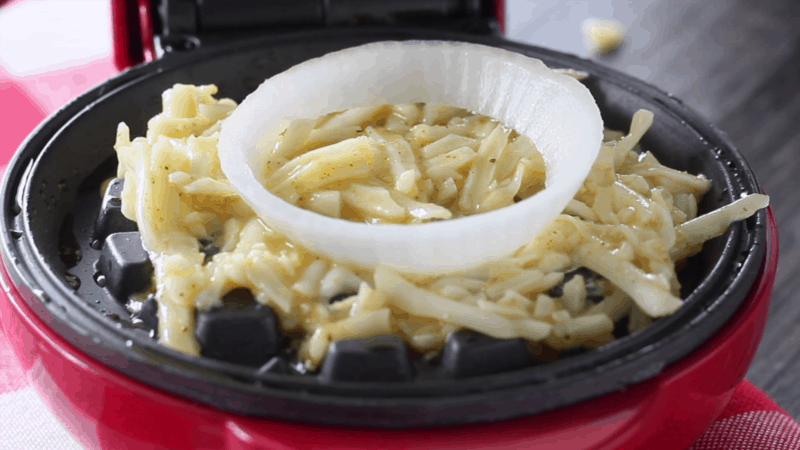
508,0,800,418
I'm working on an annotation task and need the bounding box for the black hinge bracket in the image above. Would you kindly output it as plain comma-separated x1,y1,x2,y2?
154,0,498,55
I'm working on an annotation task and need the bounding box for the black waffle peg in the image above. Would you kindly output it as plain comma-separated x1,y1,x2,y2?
442,330,534,378
195,292,283,367
319,336,414,383
98,232,153,300
92,178,138,242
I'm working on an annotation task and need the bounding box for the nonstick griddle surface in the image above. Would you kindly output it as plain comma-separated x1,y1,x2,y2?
0,27,767,427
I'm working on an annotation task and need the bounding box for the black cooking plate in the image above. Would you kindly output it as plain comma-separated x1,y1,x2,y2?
0,27,766,427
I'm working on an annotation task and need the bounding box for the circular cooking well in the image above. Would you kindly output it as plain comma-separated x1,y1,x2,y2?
0,27,767,427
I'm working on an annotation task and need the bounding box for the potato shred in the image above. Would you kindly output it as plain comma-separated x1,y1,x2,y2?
261,103,546,222
114,83,768,369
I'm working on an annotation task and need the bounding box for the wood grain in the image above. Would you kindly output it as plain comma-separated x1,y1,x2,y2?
600,0,800,418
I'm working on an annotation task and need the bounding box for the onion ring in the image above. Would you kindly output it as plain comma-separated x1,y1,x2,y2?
219,41,603,273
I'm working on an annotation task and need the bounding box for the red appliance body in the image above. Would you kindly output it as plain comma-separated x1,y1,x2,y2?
0,0,780,448
0,211,779,450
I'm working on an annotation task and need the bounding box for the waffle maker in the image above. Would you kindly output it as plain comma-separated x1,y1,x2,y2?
0,1,780,449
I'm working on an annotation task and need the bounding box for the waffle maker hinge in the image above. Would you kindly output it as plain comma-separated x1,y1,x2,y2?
151,0,502,57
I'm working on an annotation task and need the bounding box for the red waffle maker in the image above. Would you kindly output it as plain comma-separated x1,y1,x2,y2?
0,1,779,449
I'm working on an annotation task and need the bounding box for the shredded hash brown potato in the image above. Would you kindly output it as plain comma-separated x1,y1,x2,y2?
113,84,768,369
260,102,546,222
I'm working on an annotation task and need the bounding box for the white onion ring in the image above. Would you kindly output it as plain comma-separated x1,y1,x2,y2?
219,41,603,273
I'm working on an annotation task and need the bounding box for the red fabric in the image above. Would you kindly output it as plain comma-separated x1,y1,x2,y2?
686,380,800,449
690,411,800,450
718,379,789,420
